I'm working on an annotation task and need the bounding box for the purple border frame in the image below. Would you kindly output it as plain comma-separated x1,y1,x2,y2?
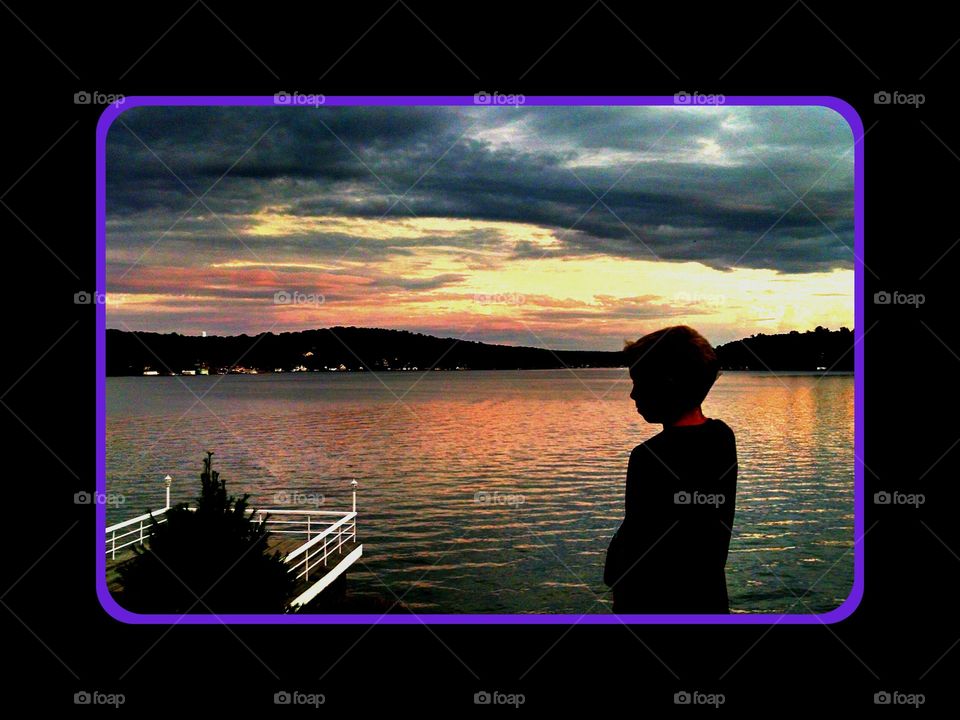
96,96,864,625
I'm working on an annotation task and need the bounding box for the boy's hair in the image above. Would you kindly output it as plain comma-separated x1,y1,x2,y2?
624,326,720,416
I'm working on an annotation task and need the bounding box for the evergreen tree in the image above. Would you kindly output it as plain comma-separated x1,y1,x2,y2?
117,452,295,614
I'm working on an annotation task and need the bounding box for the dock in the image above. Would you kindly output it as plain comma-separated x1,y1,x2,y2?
105,489,363,611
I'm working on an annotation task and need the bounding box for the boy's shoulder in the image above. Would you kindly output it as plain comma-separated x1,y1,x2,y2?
629,430,670,461
630,418,735,454
708,417,735,437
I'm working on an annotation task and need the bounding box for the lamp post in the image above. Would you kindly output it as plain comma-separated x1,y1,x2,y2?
164,475,172,509
351,479,359,514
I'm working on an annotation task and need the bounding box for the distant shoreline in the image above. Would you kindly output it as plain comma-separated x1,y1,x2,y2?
110,367,855,378
106,326,855,376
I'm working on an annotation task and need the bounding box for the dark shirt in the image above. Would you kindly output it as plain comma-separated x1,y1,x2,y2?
604,418,738,613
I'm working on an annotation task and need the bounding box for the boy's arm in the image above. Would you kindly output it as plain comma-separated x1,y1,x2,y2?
605,448,645,587
622,443,676,546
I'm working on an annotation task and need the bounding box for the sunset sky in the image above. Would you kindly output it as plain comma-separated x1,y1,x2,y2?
106,104,855,349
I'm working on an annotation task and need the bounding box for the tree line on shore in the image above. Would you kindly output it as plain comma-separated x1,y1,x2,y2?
106,325,854,376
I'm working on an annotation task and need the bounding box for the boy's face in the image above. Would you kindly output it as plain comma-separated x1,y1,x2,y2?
629,373,666,424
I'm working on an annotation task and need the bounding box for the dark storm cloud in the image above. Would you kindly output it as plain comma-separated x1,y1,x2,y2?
107,104,855,274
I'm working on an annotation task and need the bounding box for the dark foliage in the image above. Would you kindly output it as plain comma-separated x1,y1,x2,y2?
714,326,854,371
106,326,624,375
116,452,295,614
108,325,856,375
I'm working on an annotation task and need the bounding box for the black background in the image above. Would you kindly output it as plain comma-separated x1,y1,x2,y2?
1,1,956,712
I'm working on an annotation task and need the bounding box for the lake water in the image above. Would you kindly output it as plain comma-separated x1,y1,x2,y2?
105,369,855,614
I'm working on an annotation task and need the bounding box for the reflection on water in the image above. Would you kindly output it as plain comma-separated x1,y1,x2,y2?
106,369,854,613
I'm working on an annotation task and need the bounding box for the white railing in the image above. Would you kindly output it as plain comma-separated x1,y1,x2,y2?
283,512,358,582
248,509,355,542
105,507,171,559
105,506,358,583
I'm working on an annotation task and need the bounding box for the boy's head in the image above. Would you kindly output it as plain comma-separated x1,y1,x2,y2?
624,325,720,424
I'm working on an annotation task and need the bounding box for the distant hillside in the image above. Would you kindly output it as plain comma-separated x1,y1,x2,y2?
714,326,854,371
106,325,855,376
105,326,623,376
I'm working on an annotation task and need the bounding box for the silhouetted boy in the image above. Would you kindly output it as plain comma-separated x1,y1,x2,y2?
604,325,737,613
